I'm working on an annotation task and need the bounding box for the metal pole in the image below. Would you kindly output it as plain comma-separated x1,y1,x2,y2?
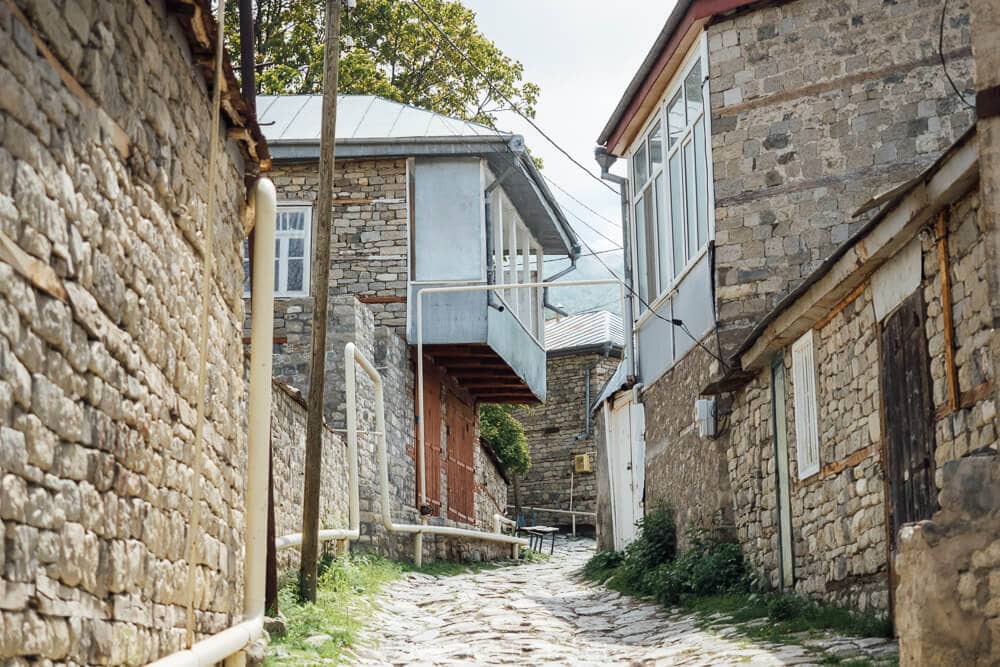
299,0,342,603
570,468,576,537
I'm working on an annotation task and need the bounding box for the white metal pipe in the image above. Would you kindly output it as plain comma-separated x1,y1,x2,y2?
508,505,598,518
347,342,529,560
150,178,276,667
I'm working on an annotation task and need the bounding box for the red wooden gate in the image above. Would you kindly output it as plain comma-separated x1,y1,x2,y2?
417,369,442,515
446,394,476,524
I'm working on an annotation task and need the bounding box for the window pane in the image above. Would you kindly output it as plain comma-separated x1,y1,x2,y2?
288,238,305,258
287,211,305,231
643,188,657,299
648,121,663,172
634,143,648,187
635,197,649,310
684,59,703,123
654,172,670,292
634,196,648,307
669,152,685,276
694,118,709,248
684,140,698,259
287,259,304,292
667,91,685,148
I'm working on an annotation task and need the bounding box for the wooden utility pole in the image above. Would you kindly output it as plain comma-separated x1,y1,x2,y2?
299,0,343,603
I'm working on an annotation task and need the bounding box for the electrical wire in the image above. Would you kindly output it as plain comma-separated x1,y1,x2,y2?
542,174,625,232
543,247,621,264
938,0,975,111
406,0,727,370
407,0,619,195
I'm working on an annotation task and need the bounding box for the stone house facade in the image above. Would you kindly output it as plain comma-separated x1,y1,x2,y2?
515,312,623,531
593,0,977,551
715,126,994,617
251,95,575,560
0,0,267,662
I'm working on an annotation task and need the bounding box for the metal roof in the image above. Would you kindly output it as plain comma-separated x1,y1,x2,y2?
257,94,501,142
257,95,580,257
545,311,624,353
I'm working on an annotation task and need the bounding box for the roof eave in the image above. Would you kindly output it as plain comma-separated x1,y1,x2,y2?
597,0,759,155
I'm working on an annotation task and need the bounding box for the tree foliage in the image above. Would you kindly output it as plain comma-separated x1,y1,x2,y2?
479,403,530,475
225,0,539,127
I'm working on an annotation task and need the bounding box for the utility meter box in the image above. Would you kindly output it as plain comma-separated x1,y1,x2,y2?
696,398,717,439
574,453,592,474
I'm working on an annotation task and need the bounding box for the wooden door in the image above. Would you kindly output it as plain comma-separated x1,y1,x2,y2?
771,359,795,589
446,395,475,524
417,371,442,514
880,291,936,546
607,395,642,550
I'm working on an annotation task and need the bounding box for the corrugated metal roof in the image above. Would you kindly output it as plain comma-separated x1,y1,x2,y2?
257,94,502,143
545,311,624,352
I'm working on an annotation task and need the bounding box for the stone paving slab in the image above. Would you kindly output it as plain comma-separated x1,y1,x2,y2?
348,538,899,666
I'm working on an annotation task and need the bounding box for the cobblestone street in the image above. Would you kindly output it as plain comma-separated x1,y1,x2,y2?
346,538,898,666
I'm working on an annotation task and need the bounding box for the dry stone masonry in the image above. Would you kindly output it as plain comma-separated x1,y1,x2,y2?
0,0,260,662
708,0,975,347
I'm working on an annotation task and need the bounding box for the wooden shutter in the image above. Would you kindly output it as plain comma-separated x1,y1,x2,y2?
791,330,820,479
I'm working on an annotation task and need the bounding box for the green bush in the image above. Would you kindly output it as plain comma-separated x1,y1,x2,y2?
582,550,623,583
610,505,678,595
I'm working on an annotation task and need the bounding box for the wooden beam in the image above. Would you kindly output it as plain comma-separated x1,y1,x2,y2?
358,295,406,304
935,212,960,413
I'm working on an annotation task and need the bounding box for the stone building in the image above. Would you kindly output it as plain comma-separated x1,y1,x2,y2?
514,311,623,532
0,0,268,662
711,127,993,613
251,95,578,559
592,0,977,551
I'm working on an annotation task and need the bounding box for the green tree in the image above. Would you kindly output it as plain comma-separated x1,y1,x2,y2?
479,403,530,475
225,0,539,127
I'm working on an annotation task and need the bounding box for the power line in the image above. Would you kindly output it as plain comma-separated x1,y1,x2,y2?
405,0,725,370
573,229,729,371
561,205,624,250
408,0,618,195
543,247,621,264
543,174,623,231
938,0,975,111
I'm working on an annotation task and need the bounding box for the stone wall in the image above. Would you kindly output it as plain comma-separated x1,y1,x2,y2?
0,1,253,662
708,0,975,348
268,159,409,330
515,349,621,528
473,441,509,539
642,344,733,548
725,182,997,614
895,453,1000,665
269,382,349,573
922,189,997,475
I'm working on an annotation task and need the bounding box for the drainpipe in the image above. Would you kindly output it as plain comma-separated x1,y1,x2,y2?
595,146,637,382
148,178,277,667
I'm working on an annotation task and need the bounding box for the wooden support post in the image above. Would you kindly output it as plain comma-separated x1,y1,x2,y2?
935,211,960,413
299,0,343,603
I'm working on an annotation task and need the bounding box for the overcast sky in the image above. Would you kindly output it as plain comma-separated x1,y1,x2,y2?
459,0,674,255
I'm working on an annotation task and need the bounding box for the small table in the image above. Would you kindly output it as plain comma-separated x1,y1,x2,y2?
520,525,558,554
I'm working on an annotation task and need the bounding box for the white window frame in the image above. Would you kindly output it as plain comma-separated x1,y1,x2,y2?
791,330,821,480
244,202,313,298
627,34,714,316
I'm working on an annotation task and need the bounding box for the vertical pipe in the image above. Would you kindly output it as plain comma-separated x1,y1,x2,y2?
935,212,960,412
245,177,276,629
570,469,576,538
